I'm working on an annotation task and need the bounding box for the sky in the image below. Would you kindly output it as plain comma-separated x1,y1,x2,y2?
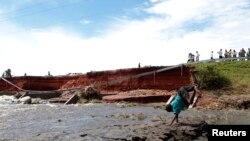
0,0,250,76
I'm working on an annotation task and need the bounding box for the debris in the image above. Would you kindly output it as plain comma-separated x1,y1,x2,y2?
18,96,31,104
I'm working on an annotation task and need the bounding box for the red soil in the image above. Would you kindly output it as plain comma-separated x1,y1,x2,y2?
102,89,172,103
0,66,192,103
61,66,191,91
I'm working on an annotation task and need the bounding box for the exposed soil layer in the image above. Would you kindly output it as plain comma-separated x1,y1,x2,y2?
197,89,250,110
0,66,191,92
0,66,191,103
102,89,171,103
0,76,78,91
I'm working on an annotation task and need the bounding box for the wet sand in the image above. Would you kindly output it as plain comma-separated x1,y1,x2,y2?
0,103,250,141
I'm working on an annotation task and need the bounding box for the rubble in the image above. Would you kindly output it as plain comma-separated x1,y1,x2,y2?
18,96,31,104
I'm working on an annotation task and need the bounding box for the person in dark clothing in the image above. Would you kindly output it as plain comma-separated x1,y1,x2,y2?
247,48,250,60
165,85,201,125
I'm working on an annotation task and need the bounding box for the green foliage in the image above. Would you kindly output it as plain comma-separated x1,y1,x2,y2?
194,61,250,90
196,66,231,89
2,69,12,78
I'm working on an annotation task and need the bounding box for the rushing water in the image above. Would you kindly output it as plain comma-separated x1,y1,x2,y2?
0,95,250,141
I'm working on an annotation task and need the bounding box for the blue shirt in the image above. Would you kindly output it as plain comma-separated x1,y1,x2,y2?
170,95,187,115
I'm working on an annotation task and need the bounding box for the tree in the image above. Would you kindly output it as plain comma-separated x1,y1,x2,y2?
2,69,12,78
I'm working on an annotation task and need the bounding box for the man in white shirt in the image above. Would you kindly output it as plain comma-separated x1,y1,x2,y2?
196,51,200,62
211,51,214,59
217,49,223,60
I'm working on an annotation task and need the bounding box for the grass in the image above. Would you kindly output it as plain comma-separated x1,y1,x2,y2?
192,61,250,90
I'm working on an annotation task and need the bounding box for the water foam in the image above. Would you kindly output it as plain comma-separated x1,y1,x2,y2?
0,95,18,105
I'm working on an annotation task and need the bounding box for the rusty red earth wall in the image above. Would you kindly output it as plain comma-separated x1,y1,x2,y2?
0,76,79,91
0,66,192,92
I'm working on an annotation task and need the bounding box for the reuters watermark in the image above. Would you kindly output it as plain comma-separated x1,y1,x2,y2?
208,125,249,140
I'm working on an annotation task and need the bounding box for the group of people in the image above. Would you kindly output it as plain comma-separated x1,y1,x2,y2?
217,48,250,61
187,51,200,63
188,48,250,63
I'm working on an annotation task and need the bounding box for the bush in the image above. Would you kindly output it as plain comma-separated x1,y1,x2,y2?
77,84,101,103
196,66,231,90
2,69,12,78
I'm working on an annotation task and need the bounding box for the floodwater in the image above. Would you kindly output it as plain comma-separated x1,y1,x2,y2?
0,95,250,141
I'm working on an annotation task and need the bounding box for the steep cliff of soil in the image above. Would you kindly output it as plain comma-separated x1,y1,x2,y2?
0,66,191,92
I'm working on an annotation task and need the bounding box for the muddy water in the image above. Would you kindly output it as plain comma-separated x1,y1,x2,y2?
0,101,250,141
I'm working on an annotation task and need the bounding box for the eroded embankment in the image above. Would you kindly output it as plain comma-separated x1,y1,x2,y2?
0,66,191,92
0,66,191,103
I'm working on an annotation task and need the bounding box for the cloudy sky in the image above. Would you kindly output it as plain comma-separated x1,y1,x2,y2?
0,0,250,76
